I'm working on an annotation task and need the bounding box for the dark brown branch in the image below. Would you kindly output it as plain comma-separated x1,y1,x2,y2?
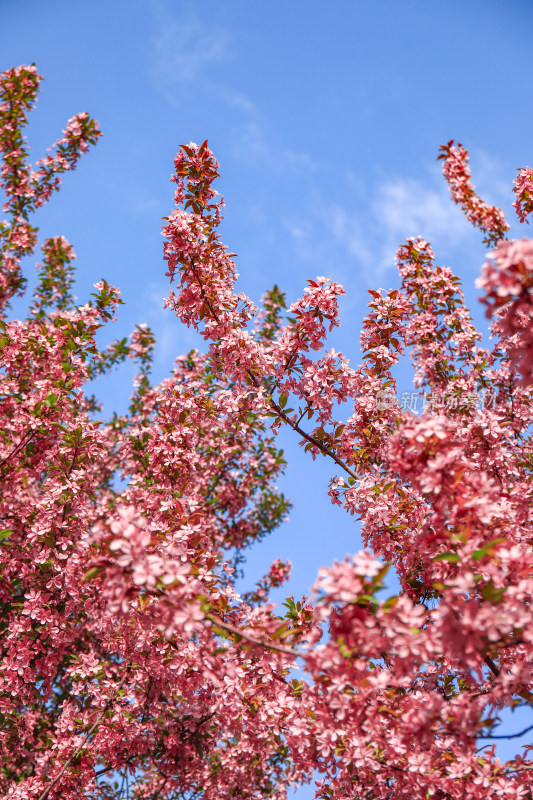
269,399,358,481
207,614,303,658
189,261,359,482
0,430,34,472
478,723,533,740
37,667,130,800
484,653,533,703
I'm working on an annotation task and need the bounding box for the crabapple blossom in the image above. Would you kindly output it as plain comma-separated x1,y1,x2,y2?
476,237,533,385
1,63,533,800
439,139,509,245
513,166,533,224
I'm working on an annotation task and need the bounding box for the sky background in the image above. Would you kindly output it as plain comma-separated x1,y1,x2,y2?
2,0,533,784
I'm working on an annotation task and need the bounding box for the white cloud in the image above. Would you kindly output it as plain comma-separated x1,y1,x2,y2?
149,1,321,176
149,0,258,124
373,174,470,240
284,165,484,285
150,2,230,95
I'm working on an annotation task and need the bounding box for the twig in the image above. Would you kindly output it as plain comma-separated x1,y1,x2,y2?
150,775,169,800
484,653,533,703
484,653,500,678
189,262,359,482
269,399,358,481
37,667,130,800
0,430,34,472
478,723,533,740
207,614,303,658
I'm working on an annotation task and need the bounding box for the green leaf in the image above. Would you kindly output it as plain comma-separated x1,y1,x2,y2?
0,529,12,546
480,580,506,604
433,552,460,563
357,594,378,609
82,566,104,583
383,595,399,610
374,563,390,584
472,538,507,561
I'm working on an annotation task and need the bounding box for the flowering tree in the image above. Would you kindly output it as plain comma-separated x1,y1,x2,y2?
1,64,533,800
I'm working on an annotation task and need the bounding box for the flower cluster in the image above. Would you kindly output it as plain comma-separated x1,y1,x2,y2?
477,237,533,384
513,166,533,223
438,140,510,245
1,65,533,800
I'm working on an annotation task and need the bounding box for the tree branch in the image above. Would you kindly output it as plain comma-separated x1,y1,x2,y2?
269,399,358,481
189,262,359,482
478,723,533,740
37,667,130,800
207,614,303,658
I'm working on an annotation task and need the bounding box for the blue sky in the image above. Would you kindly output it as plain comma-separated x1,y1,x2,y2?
2,0,533,775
